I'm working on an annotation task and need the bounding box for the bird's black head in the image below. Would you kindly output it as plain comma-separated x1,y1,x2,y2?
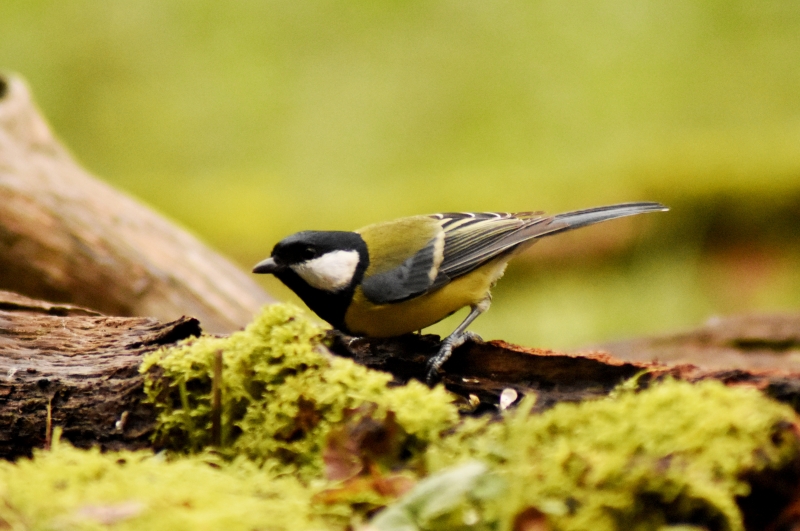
269,231,367,268
252,230,369,331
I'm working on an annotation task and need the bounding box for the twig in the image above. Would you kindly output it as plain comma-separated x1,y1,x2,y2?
45,396,53,451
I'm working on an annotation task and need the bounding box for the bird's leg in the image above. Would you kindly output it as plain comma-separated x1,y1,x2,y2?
425,297,490,384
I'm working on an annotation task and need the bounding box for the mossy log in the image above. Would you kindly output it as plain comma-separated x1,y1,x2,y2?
329,318,800,414
0,73,272,334
5,286,800,460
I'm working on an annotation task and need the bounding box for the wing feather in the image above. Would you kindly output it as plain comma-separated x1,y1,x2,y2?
437,212,545,279
359,202,666,305
360,236,441,303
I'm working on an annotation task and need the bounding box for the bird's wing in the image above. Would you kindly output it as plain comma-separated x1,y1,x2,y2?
358,212,543,304
358,202,667,304
434,211,545,279
437,202,668,278
356,215,444,304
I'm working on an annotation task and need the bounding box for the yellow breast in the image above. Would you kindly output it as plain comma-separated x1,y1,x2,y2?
343,256,508,337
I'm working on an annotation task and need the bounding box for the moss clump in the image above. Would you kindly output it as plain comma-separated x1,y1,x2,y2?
416,379,800,531
141,303,458,476
0,438,328,531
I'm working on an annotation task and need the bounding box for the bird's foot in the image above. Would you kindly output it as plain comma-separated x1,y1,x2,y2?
425,331,482,385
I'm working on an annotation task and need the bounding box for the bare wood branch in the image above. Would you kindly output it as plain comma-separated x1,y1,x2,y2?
0,74,272,333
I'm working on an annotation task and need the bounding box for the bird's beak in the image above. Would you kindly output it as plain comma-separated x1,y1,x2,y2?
252,257,283,274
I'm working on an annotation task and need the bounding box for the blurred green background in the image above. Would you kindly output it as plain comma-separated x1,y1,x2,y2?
2,1,799,348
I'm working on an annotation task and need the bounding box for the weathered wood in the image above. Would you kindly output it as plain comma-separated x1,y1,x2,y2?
600,312,800,371
328,324,800,414
0,74,272,333
0,290,200,459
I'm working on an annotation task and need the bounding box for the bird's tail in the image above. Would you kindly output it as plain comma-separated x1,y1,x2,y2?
476,201,668,262
542,201,669,236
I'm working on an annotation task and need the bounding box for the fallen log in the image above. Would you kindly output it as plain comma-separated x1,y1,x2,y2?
4,286,800,459
0,74,272,333
328,319,800,414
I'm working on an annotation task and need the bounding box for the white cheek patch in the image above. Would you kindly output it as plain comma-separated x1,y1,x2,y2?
290,250,360,292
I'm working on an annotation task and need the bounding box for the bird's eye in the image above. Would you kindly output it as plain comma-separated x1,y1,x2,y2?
302,247,317,260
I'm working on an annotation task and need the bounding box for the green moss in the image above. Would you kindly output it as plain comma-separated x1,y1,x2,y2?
3,360,798,531
0,437,328,531
141,303,459,476
7,305,799,531
417,379,800,531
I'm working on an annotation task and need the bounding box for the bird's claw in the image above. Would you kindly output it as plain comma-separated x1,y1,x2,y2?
425,331,482,385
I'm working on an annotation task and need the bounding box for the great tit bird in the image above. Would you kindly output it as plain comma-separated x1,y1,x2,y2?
253,201,667,383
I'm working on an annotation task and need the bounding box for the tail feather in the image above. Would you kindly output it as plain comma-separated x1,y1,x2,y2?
441,202,668,278
541,201,668,236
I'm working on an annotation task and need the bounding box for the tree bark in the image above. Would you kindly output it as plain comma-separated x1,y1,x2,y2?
0,74,272,334
0,290,200,459
328,318,800,414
